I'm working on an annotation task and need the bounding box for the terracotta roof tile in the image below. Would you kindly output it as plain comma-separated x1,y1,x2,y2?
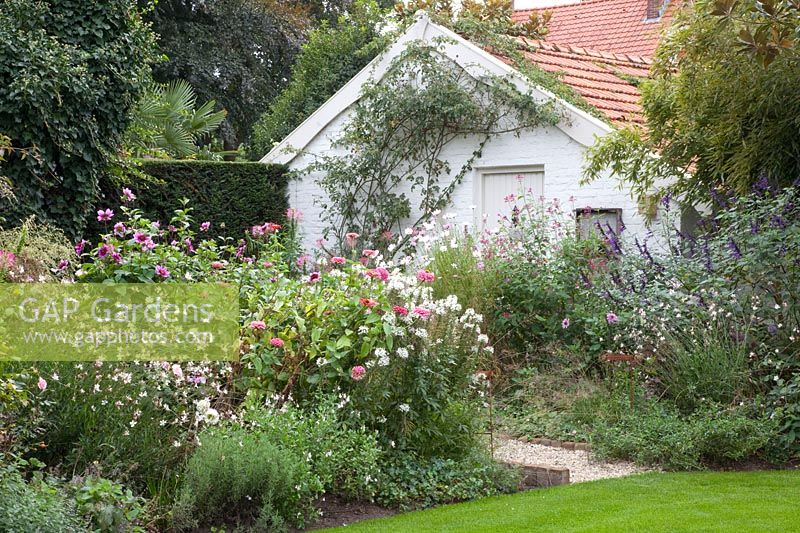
513,0,681,57
490,38,651,127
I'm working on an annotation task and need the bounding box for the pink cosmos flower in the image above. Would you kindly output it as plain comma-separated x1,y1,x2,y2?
416,270,435,283
562,318,570,329
393,305,409,316
345,232,359,247
360,298,378,308
122,188,136,202
37,377,47,391
331,256,346,265
200,221,211,232
155,265,170,278
97,208,114,222
250,320,266,330
270,337,285,347
413,307,431,318
606,312,619,324
211,261,224,269
350,366,366,381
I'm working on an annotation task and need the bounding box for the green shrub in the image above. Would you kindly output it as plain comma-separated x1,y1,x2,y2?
85,160,289,241
592,402,779,470
72,476,145,533
242,396,381,501
0,217,76,281
375,452,520,510
172,425,321,532
0,463,88,533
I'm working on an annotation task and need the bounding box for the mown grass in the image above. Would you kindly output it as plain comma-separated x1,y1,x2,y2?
324,470,800,532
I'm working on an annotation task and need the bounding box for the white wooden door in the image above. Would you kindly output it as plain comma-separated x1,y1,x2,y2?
479,168,544,230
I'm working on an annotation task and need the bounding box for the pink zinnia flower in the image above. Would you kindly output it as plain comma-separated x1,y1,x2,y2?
270,337,285,347
360,298,378,308
122,188,136,202
97,208,114,222
606,312,619,324
393,305,409,316
562,318,570,329
200,221,211,232
250,320,266,330
155,265,170,278
416,270,435,283
345,232,359,247
365,267,389,281
413,307,431,318
37,377,47,391
331,256,346,265
211,261,224,269
350,365,366,381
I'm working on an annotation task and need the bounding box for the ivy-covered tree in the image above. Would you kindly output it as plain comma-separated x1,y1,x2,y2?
0,0,157,237
584,0,800,206
249,0,392,158
147,0,311,150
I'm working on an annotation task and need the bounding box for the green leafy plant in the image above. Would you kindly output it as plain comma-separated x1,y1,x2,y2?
73,477,145,533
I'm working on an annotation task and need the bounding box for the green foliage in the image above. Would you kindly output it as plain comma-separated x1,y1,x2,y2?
0,0,157,238
0,217,76,281
172,424,321,531
592,401,780,470
584,0,800,205
124,80,228,159
73,477,145,533
148,0,310,148
86,160,289,242
375,452,520,510
241,396,382,500
310,39,559,249
249,0,392,158
0,463,88,533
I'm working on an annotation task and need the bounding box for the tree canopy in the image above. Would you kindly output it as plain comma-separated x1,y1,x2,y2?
0,0,157,236
584,0,800,206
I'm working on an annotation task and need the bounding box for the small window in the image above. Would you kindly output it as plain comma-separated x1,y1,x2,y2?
576,208,622,239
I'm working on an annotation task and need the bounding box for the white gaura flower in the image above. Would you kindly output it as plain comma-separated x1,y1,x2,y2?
398,403,410,413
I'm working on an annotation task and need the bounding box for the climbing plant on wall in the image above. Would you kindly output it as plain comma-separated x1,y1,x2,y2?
307,39,561,251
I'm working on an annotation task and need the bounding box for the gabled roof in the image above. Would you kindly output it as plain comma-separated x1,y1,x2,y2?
509,38,650,126
262,12,612,165
513,0,680,57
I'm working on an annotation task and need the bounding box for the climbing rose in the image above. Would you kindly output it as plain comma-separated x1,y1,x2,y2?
606,312,619,324
270,337,285,347
350,366,366,381
250,320,266,330
96,208,114,222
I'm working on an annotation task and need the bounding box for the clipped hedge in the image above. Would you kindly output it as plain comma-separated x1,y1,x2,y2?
86,160,289,242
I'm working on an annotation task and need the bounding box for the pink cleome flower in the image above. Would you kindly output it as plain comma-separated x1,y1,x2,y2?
250,320,266,330
270,337,285,347
330,256,346,265
286,208,303,221
97,208,114,222
155,265,170,278
350,365,366,381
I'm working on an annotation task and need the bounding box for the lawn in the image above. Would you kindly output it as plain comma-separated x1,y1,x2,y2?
324,471,800,532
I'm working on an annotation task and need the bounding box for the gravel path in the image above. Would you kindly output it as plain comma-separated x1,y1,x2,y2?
493,435,649,483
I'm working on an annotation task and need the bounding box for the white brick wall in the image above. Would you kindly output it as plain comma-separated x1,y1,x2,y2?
288,108,651,252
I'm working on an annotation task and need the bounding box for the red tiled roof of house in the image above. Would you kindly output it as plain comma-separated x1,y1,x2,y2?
491,38,651,127
513,0,681,57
